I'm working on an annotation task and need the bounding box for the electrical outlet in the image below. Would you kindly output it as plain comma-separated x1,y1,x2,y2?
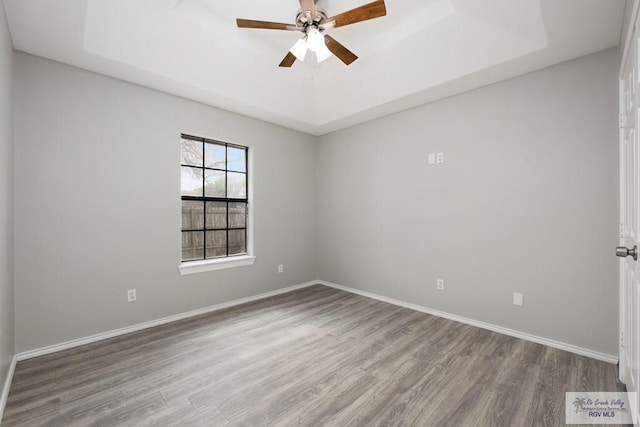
513,292,523,307
436,152,444,164
278,264,284,274
127,289,137,303
436,279,444,290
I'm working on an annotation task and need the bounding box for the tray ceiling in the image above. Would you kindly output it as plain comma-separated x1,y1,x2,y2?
4,0,626,135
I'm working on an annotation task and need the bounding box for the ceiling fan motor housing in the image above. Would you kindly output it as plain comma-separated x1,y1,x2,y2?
296,7,327,30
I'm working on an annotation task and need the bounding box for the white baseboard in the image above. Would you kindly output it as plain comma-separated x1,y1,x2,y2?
16,281,318,361
14,279,618,365
318,281,618,364
0,355,17,422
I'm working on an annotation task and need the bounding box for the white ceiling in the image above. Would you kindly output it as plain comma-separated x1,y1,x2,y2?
3,0,626,135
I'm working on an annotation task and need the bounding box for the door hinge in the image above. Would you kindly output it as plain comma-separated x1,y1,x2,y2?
620,114,627,129
621,223,625,238
621,331,625,347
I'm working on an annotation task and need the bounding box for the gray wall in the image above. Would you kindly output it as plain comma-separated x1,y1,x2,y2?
13,53,318,352
10,47,621,356
0,0,14,399
318,48,619,355
619,0,636,68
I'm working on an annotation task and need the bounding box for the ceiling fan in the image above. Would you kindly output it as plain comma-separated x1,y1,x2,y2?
236,0,387,67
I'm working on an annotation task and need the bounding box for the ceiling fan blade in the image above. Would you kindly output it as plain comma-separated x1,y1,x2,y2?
299,0,317,21
236,19,298,31
325,0,386,28
324,35,358,65
279,52,297,68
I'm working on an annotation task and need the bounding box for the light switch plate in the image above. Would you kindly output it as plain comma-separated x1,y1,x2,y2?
513,292,523,307
428,153,436,165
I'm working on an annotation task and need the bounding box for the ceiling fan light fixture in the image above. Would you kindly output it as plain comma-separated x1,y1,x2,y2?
306,28,325,53
315,42,332,63
290,38,308,61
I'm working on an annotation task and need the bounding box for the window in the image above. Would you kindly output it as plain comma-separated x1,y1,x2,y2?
180,134,249,265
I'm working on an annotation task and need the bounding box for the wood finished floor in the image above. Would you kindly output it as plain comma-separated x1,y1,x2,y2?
2,284,625,426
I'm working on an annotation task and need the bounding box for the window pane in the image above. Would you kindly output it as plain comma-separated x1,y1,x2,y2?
182,231,204,261
227,172,246,199
181,136,249,264
182,201,204,230
228,202,246,228
227,147,246,172
205,170,226,198
181,167,203,197
181,139,203,166
228,229,246,255
206,230,227,258
206,201,227,229
205,143,226,169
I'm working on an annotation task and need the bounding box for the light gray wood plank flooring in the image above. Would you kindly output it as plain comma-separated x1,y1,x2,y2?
1,284,625,426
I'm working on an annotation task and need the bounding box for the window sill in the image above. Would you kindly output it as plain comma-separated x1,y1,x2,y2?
178,255,256,275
